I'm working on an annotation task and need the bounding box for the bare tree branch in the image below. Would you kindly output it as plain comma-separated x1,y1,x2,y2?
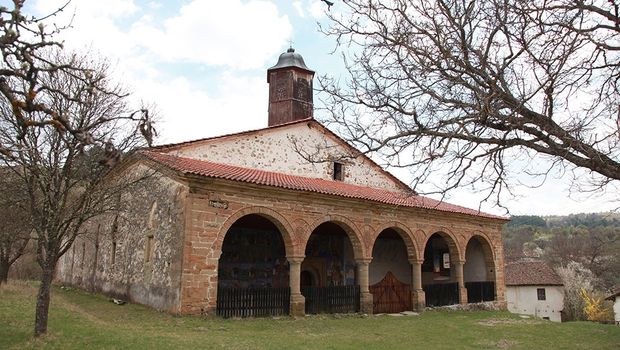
319,0,620,206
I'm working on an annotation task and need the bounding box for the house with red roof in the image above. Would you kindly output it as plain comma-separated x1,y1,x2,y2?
56,48,508,317
505,260,564,322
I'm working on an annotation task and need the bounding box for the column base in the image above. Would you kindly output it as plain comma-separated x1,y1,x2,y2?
290,293,305,317
360,291,373,314
459,287,468,305
412,289,426,311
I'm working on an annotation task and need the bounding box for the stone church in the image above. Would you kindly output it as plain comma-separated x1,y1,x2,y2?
56,48,508,317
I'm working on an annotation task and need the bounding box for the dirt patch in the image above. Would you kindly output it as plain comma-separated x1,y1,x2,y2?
494,339,520,349
477,318,542,326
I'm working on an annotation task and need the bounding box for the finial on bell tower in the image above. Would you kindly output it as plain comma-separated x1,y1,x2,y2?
267,46,314,127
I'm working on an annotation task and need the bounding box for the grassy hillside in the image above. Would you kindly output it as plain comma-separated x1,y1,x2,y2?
1,281,619,349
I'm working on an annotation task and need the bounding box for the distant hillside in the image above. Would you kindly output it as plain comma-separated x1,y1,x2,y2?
503,212,620,291
506,212,620,229
544,212,620,228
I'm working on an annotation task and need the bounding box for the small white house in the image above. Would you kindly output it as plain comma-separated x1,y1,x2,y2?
606,289,620,325
505,260,564,322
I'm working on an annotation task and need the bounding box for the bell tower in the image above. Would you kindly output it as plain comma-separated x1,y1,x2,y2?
267,47,314,126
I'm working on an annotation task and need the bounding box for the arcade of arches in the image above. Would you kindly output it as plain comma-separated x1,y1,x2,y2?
213,208,503,317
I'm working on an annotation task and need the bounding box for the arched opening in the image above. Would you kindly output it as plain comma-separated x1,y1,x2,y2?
216,214,290,317
301,222,359,314
422,232,459,306
369,228,412,313
464,236,496,303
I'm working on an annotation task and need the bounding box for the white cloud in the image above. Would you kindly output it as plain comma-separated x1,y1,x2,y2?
133,0,292,69
29,0,290,144
309,1,328,19
292,1,305,17
134,73,269,144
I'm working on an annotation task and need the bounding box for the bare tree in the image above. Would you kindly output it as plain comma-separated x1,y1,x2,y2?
0,168,31,284
0,50,153,336
0,1,154,148
319,0,620,205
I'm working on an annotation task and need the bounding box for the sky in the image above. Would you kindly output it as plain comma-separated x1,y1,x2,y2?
18,0,619,216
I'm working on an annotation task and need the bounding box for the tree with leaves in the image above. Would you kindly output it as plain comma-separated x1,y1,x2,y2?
319,0,619,205
0,1,155,336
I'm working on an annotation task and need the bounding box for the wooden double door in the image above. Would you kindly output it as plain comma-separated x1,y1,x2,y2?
369,272,412,313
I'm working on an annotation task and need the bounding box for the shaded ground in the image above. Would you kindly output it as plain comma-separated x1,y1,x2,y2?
1,281,619,349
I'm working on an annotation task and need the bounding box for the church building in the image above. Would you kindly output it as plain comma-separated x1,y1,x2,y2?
56,48,508,317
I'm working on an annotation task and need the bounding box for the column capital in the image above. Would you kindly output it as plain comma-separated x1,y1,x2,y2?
286,255,305,264
454,260,466,266
409,259,424,265
355,258,372,265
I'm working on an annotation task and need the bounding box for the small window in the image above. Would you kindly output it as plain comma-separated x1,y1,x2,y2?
145,236,154,263
333,162,344,181
537,288,546,301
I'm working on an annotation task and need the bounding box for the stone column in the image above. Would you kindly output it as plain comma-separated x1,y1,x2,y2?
410,260,426,311
356,258,373,314
454,260,468,304
288,256,305,317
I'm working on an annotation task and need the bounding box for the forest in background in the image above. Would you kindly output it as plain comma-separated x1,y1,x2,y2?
503,212,620,320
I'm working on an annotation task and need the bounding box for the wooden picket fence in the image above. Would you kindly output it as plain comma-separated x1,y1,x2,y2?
302,285,360,314
465,281,496,303
216,287,290,318
423,282,459,307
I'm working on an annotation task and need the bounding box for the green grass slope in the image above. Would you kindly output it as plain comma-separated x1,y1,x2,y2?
1,281,619,349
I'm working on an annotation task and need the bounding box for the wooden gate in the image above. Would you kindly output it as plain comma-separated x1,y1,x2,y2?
369,272,412,313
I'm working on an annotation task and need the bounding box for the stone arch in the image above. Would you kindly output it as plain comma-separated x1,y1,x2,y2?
214,206,295,258
305,214,366,260
464,233,498,302
422,229,462,263
372,222,419,261
465,233,497,280
468,231,496,261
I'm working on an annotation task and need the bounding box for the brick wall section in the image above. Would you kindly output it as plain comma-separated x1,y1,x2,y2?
179,177,506,315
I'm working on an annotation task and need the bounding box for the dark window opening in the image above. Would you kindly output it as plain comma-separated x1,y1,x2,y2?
537,288,546,301
111,242,117,265
333,162,344,181
145,236,154,263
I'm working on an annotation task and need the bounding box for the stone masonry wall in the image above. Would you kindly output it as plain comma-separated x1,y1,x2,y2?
179,178,506,315
55,166,188,312
167,122,404,192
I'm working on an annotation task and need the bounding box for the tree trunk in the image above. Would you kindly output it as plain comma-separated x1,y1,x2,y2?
34,267,55,336
0,258,9,284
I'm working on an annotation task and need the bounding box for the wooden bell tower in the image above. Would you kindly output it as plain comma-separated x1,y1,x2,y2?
267,47,314,126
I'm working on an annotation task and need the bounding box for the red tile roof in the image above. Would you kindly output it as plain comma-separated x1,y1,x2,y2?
505,261,563,286
606,287,620,301
141,151,507,220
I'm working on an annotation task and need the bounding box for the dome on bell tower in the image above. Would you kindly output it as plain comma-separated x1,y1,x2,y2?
267,47,314,83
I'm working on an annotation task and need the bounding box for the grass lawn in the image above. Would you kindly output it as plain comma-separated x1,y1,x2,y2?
1,281,619,349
